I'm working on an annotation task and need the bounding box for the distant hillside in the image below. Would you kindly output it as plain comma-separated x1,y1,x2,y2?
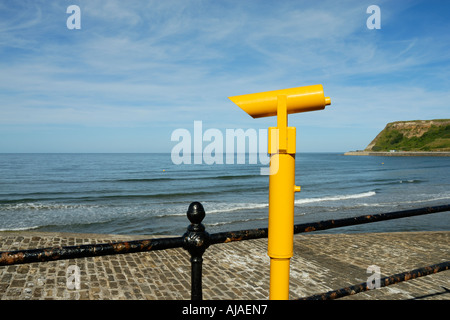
365,119,450,152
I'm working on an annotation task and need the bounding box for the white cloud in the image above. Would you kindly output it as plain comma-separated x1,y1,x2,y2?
0,0,449,151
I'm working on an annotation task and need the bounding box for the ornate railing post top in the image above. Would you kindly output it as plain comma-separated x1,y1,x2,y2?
187,202,205,225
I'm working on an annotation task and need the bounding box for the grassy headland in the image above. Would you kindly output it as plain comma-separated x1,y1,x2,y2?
365,119,450,152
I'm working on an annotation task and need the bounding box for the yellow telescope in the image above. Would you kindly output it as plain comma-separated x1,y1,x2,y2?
229,84,331,300
229,84,331,118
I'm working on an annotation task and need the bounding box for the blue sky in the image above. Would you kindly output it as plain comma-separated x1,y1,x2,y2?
1,0,449,153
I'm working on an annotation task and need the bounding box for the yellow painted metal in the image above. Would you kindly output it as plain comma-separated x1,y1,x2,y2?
277,95,288,152
228,84,331,300
228,84,331,119
268,151,295,258
269,258,290,300
268,127,296,155
267,95,296,299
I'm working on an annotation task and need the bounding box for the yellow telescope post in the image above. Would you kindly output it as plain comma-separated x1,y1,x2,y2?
229,84,331,300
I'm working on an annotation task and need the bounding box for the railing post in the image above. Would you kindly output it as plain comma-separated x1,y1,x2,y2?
183,202,210,300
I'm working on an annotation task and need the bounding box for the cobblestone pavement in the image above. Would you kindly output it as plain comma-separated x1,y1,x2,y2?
0,231,448,300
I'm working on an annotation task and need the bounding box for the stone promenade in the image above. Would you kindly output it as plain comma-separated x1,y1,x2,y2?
0,231,448,300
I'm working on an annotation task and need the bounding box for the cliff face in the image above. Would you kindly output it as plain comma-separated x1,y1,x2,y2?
365,119,450,152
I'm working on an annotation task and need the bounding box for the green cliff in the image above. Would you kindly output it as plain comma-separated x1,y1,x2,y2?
365,119,450,152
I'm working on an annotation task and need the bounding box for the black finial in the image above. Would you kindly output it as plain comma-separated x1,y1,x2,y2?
187,201,205,225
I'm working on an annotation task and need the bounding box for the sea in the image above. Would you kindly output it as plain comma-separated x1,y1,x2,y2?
0,153,449,236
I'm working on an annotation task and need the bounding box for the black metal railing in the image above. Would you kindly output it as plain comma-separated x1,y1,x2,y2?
1,203,449,300
298,260,450,300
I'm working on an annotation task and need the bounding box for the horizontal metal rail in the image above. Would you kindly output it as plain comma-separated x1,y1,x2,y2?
293,203,450,234
210,204,450,244
210,227,268,244
0,236,184,266
1,204,449,266
298,260,450,300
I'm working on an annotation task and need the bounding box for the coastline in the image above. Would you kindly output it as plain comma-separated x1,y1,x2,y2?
344,151,450,157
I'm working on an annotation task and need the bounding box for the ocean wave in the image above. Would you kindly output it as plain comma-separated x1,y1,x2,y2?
206,216,267,227
371,178,423,185
150,202,269,218
340,193,450,209
0,225,40,232
295,191,376,205
113,174,259,183
189,191,377,215
154,212,187,218
209,174,260,180
0,202,101,211
154,202,269,217
392,194,450,205
398,179,422,184
206,202,268,214
115,177,175,182
0,190,226,204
